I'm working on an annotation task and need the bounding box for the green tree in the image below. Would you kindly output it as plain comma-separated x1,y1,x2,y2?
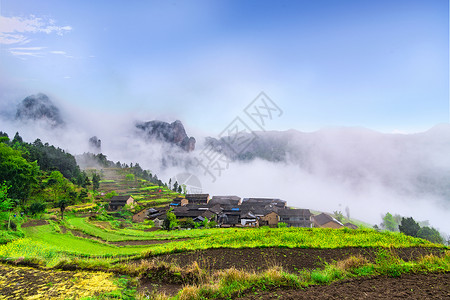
0,143,39,201
125,173,135,181
417,226,443,244
333,210,344,223
28,202,46,216
382,212,398,231
56,199,69,219
92,173,100,191
0,182,14,229
163,208,178,231
202,217,209,228
173,181,179,193
398,217,420,237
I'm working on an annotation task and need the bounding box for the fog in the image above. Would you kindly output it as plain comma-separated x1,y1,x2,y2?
1,96,449,234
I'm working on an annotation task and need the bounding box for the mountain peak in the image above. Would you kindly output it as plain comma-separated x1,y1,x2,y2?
136,119,196,152
15,93,64,127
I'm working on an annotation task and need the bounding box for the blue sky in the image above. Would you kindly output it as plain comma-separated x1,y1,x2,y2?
0,0,448,133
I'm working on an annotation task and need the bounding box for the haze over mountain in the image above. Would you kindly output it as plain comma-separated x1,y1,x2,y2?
15,93,65,128
136,120,196,152
0,93,449,233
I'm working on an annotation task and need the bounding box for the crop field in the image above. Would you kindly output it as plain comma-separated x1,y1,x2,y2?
0,214,448,299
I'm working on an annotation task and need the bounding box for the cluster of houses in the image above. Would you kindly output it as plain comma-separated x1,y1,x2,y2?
109,194,358,229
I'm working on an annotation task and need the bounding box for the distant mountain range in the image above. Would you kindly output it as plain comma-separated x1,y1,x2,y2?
11,93,196,152
6,93,450,204
206,124,450,202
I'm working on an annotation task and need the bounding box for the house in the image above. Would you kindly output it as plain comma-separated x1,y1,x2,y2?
185,194,210,204
147,207,167,220
277,209,313,227
259,211,279,227
172,206,203,219
242,198,287,209
240,211,258,227
344,222,358,229
218,209,241,227
109,195,135,210
209,195,241,206
153,218,164,228
313,213,343,229
132,209,149,223
201,210,217,222
170,197,189,207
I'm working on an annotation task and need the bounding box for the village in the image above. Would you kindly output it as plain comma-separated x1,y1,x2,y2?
108,194,359,230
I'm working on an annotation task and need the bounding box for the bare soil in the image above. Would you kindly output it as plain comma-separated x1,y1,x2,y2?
236,272,450,300
138,247,447,297
154,247,445,273
21,220,48,228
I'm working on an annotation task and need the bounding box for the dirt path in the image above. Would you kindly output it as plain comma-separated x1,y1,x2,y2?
236,272,450,299
154,247,445,273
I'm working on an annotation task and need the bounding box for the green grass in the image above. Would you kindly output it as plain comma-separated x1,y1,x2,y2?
99,180,115,183
21,225,147,256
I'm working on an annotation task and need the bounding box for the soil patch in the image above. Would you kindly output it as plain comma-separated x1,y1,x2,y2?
21,220,48,228
138,278,182,298
153,247,445,273
236,272,450,299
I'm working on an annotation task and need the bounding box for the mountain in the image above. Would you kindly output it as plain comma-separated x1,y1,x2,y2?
205,124,450,202
15,93,65,127
136,120,196,152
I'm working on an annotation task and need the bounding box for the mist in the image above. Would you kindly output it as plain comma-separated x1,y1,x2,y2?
1,96,449,234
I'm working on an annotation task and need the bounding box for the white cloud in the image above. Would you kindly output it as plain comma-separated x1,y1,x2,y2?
50,51,66,55
0,15,72,45
10,46,47,51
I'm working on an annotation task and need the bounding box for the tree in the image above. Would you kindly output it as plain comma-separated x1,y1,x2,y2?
345,206,350,220
0,182,13,229
92,173,100,191
56,199,69,219
173,181,179,193
28,202,46,216
202,217,209,228
125,173,135,181
417,226,443,244
398,217,420,237
177,185,182,194
382,212,398,231
163,208,178,231
0,143,39,201
333,210,344,223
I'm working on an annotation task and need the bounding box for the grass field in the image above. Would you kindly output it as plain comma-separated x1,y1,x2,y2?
2,217,441,266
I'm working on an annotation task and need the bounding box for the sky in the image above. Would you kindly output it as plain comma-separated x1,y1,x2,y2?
0,0,449,134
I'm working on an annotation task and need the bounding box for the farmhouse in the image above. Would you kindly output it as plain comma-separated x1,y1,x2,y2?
185,194,210,204
242,198,287,209
170,197,188,207
218,209,241,227
109,195,135,210
344,222,358,229
259,211,279,227
240,211,258,227
313,213,343,229
209,195,242,206
277,209,313,227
